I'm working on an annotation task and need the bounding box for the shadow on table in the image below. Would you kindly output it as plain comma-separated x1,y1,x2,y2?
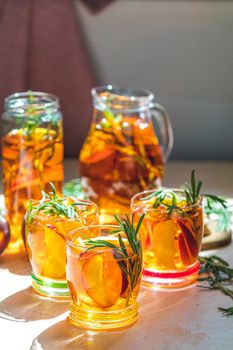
139,284,197,316
0,251,31,276
0,286,69,322
29,286,198,349
30,319,126,350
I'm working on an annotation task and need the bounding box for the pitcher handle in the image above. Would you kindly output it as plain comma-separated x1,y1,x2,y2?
150,103,174,162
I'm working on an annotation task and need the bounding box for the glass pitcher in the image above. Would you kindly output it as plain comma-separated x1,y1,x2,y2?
79,85,173,223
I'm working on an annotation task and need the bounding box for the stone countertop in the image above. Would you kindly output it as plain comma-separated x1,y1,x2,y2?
0,160,233,350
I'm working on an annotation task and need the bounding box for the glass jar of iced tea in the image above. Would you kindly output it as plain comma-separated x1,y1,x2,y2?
79,85,173,224
2,91,64,253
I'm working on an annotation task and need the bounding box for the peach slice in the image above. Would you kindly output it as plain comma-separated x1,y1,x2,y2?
81,251,122,308
83,148,115,164
41,258,65,279
41,225,66,279
46,143,64,166
152,219,178,269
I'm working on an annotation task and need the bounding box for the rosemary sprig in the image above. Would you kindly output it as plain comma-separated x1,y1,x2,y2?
16,91,59,138
102,109,122,129
198,255,233,316
84,214,144,306
63,179,87,199
27,182,85,223
22,91,41,137
183,169,202,205
218,307,233,317
204,198,231,231
184,170,227,209
140,170,227,218
199,255,233,281
99,107,154,177
140,188,188,217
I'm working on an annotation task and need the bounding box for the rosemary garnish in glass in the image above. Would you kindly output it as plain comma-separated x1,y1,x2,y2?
27,182,85,223
198,255,233,316
16,90,59,138
140,170,227,217
184,170,227,208
84,214,144,306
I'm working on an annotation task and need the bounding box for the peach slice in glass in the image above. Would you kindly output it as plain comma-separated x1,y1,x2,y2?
152,219,178,269
42,225,66,279
81,250,122,308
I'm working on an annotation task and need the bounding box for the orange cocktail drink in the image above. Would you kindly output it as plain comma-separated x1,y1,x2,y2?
131,189,203,288
79,113,164,222
79,85,174,223
2,92,64,253
26,191,98,297
66,217,143,330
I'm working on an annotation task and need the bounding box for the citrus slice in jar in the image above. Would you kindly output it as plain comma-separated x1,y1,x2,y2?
82,250,122,308
152,219,178,269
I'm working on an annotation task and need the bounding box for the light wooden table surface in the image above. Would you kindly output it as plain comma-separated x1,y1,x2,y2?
0,160,233,350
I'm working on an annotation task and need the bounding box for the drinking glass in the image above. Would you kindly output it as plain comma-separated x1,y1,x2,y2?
131,189,203,288
25,199,98,297
2,91,64,253
66,225,142,330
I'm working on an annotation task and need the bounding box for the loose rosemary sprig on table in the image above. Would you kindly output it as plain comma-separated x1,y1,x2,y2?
84,214,144,306
27,182,85,223
198,255,233,316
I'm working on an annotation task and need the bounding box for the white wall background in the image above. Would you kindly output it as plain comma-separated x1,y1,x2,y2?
75,0,233,160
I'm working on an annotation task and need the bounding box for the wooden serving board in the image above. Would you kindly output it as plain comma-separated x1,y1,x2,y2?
201,221,232,250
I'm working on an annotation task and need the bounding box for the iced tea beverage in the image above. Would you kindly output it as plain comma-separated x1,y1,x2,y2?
66,216,143,330
25,187,98,297
2,92,64,253
131,189,203,288
80,85,173,223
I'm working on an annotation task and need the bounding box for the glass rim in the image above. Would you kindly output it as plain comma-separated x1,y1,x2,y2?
131,188,203,212
92,85,154,112
92,85,154,100
67,224,140,252
4,91,60,114
27,198,98,222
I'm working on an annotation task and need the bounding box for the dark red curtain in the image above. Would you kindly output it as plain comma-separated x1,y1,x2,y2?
0,0,114,157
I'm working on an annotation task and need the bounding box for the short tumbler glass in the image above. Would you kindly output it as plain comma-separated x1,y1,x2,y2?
131,189,203,288
66,225,142,330
25,199,98,297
